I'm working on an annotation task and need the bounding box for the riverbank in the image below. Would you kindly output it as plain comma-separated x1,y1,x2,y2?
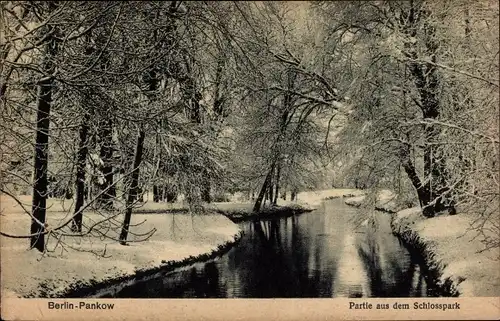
391,207,500,297
1,189,361,298
344,189,401,213
210,188,363,222
296,188,365,207
211,202,311,222
0,196,241,298
343,191,500,296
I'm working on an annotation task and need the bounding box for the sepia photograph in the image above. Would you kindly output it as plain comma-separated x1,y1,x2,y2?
1,0,499,320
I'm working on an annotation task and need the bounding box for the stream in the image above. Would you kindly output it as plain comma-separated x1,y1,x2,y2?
100,199,428,298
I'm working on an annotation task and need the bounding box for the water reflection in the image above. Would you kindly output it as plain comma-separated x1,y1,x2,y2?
112,199,427,298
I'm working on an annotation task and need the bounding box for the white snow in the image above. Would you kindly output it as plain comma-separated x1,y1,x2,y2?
345,196,366,207
344,189,401,213
0,199,241,298
393,208,500,296
295,188,364,208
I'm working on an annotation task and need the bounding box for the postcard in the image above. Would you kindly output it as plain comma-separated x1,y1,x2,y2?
1,1,499,320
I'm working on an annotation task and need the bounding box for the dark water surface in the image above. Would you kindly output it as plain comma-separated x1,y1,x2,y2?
109,199,428,298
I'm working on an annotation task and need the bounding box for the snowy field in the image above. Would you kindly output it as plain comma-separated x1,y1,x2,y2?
0,195,240,298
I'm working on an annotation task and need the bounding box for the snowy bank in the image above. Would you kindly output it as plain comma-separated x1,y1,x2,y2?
211,202,311,222
0,210,241,298
344,189,399,213
206,189,363,222
391,207,500,296
296,188,364,208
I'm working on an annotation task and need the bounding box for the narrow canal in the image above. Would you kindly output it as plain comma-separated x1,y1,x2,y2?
99,199,428,298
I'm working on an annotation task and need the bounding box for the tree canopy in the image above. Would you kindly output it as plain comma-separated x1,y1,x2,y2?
1,0,498,252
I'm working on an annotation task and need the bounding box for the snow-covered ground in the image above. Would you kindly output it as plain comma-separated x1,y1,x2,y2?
205,189,363,222
210,188,363,213
344,189,400,213
0,196,241,298
295,188,364,208
392,207,500,296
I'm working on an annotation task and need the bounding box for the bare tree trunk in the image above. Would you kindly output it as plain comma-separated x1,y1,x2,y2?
119,129,145,244
273,162,281,205
399,144,430,214
98,117,115,209
166,186,178,203
30,25,58,252
402,3,455,217
162,185,167,202
120,58,158,243
153,119,162,203
30,77,52,251
180,61,209,203
71,112,89,232
268,175,274,207
291,187,297,201
253,162,275,212
94,28,114,210
202,176,211,203
153,185,160,202
409,67,455,216
121,166,131,200
213,53,225,118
